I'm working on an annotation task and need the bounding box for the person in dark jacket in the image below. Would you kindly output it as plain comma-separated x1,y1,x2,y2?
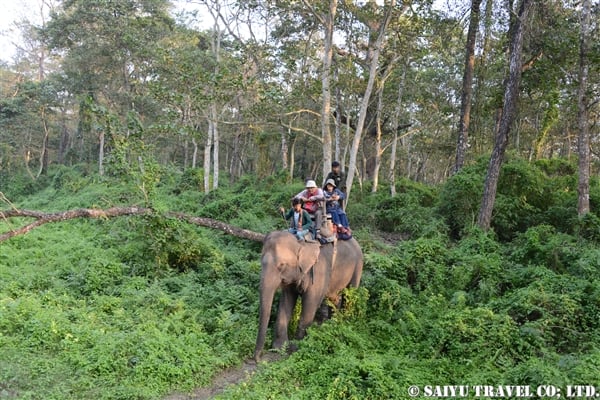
324,161,345,191
324,161,346,209
280,198,314,241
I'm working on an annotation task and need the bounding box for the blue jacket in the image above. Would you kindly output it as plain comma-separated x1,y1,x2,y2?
324,188,345,210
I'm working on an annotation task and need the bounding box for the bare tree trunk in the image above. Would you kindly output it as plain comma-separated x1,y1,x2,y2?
372,86,385,193
477,0,532,230
454,0,482,173
191,137,198,168
334,65,342,162
59,128,69,165
389,134,398,196
210,19,222,191
98,130,105,176
204,121,213,194
211,104,219,190
389,65,407,197
1,207,266,243
346,1,397,201
289,134,297,180
37,107,50,177
230,131,241,181
281,127,289,171
577,0,591,216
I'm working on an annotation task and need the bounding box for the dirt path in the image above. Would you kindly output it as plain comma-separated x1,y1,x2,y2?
164,353,283,400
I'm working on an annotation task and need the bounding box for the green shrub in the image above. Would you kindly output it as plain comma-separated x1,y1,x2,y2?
0,169,48,200
492,272,596,353
142,215,225,273
437,164,484,238
393,235,450,293
574,212,600,242
508,225,579,272
175,167,204,192
49,164,91,192
447,227,504,302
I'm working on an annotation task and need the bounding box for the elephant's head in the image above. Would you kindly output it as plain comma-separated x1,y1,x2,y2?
254,231,320,360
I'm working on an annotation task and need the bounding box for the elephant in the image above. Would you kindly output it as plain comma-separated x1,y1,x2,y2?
253,220,363,361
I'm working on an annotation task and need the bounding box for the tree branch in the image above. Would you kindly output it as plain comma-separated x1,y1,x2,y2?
0,207,266,243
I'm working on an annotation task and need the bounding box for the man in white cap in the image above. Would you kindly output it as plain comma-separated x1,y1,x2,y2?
294,179,325,215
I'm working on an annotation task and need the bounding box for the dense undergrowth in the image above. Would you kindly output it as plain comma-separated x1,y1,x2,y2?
1,157,599,399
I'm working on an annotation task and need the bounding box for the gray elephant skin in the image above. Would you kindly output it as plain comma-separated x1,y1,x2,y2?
253,230,363,361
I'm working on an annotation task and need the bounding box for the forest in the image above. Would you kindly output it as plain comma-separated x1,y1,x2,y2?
1,0,599,399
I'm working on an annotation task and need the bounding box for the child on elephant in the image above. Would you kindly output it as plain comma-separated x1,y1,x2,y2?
280,198,315,242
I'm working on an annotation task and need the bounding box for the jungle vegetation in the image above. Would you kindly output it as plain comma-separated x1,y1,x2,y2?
1,159,600,399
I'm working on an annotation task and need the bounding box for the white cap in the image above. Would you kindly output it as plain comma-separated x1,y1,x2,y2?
305,180,317,188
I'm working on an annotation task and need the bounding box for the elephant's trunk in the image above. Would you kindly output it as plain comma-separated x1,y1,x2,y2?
254,272,279,361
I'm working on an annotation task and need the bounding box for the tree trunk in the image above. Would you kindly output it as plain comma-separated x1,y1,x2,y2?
371,85,385,193
454,0,482,174
37,107,50,177
477,0,532,230
98,130,105,176
389,65,407,197
210,19,222,191
211,104,219,190
289,134,297,180
334,65,342,162
191,137,198,169
184,138,189,169
1,207,266,243
315,0,337,179
577,0,591,216
281,127,289,171
345,1,396,201
229,131,242,182
58,106,70,165
204,120,213,193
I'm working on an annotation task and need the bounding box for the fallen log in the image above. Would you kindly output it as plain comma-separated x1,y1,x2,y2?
0,207,266,243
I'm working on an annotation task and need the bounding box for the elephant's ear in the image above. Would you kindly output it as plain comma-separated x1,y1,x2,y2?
298,244,320,274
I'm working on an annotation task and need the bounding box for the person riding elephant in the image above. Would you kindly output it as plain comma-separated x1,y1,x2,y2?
323,178,349,229
253,218,363,361
294,179,324,215
280,198,315,242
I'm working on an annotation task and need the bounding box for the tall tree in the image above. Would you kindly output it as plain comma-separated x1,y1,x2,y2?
43,0,174,174
389,64,408,197
302,0,337,180
345,0,397,200
454,0,482,173
477,0,533,230
577,0,592,216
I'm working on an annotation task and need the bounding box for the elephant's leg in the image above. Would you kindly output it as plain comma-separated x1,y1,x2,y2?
296,290,323,340
315,300,332,323
273,287,298,349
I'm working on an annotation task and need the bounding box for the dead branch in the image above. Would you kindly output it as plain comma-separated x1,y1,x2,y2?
168,212,265,242
0,207,266,243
